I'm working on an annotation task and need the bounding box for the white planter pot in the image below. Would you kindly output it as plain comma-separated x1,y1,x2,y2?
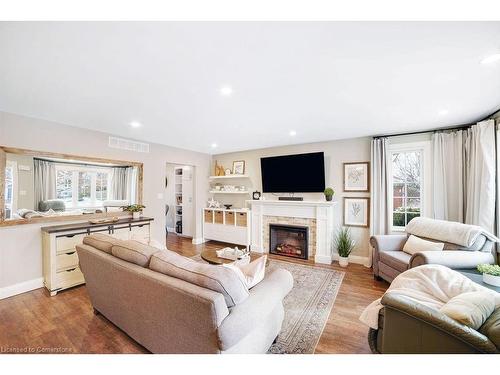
132,212,141,220
338,256,349,268
483,273,500,287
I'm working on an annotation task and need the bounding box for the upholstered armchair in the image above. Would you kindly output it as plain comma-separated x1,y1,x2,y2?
368,293,500,354
370,233,496,283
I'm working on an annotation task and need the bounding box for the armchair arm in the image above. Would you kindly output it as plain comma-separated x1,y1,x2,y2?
217,268,293,350
370,235,408,276
381,293,498,353
410,250,496,269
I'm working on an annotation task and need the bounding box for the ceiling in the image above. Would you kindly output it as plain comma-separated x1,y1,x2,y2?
1,22,500,154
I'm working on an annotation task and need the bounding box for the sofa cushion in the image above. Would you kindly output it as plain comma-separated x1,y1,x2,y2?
111,240,159,267
379,251,411,272
83,233,124,254
479,307,500,350
403,235,444,256
149,250,249,307
440,291,496,330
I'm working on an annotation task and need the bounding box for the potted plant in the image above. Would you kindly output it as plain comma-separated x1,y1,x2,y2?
324,187,334,201
334,227,355,267
477,264,500,287
121,204,146,219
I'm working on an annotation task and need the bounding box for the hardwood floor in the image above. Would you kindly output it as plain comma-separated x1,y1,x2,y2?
0,234,388,354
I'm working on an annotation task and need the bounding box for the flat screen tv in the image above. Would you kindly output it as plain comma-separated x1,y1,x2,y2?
260,152,325,193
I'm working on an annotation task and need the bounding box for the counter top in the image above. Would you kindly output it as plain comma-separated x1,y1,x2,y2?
41,216,154,233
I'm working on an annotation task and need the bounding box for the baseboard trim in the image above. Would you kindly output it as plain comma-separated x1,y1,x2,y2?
192,237,207,245
331,254,371,267
0,277,44,300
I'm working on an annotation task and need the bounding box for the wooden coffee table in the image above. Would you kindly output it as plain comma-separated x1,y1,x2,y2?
201,248,261,265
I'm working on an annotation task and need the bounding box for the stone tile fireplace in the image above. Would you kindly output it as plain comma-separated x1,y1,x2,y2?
269,224,309,260
247,200,335,264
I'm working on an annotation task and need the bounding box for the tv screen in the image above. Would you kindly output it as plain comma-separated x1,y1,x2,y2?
260,152,326,193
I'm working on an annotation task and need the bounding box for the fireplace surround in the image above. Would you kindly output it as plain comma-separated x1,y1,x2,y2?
269,224,308,260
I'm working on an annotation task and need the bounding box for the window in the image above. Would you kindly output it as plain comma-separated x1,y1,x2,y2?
55,165,111,209
389,141,431,230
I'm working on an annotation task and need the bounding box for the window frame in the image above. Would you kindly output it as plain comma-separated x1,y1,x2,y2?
388,141,431,232
55,164,112,209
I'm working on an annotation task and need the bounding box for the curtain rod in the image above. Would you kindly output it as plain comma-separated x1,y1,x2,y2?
33,157,130,169
372,105,500,140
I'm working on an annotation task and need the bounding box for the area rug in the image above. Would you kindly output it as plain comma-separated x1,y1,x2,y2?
266,259,344,354
190,255,344,353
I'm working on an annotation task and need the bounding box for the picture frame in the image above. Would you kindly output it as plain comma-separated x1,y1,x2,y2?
232,160,246,175
343,162,370,192
343,197,370,227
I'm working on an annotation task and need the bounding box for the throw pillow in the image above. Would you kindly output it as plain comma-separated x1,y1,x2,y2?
402,234,444,256
440,291,496,329
224,255,267,289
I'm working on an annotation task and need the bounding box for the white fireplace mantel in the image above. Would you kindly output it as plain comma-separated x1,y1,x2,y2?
246,200,337,264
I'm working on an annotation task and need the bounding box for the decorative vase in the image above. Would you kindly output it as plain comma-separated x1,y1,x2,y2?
132,211,141,220
325,195,333,201
483,273,500,287
338,256,349,267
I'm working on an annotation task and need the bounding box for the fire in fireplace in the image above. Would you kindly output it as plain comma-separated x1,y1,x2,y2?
269,224,308,260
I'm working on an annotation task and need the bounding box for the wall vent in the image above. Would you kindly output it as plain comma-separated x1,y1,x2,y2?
108,136,150,153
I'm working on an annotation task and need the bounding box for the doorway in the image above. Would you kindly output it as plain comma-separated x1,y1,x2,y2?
165,163,195,238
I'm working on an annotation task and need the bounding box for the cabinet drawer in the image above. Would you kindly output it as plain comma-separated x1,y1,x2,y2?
214,210,224,224
56,234,86,254
56,267,85,289
130,224,149,236
111,227,130,240
224,211,235,225
56,251,79,271
204,210,213,223
236,212,247,227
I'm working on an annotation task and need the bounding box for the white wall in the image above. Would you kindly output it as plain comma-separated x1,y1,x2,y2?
212,137,372,259
0,111,210,292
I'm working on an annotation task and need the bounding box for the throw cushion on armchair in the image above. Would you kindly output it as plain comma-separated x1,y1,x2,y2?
402,235,444,256
440,291,496,329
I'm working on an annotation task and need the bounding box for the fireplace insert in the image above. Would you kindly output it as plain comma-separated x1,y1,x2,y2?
269,224,308,260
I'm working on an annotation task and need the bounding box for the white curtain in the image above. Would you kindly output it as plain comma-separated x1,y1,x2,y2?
464,120,496,233
111,167,129,200
431,131,465,222
33,159,56,210
111,166,138,203
370,137,391,236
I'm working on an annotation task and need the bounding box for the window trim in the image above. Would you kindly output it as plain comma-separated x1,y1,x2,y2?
388,141,431,232
55,164,112,209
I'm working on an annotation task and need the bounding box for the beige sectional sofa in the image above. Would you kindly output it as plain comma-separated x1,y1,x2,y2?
76,234,293,354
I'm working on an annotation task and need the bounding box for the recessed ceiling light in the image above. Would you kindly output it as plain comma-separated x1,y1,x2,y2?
211,143,218,148
438,109,449,116
130,121,142,128
220,86,233,96
289,130,297,136
480,53,500,65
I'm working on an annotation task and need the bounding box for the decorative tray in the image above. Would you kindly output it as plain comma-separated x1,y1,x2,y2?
89,216,120,225
216,247,248,261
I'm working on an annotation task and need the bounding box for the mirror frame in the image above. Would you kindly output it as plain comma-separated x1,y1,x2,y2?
0,146,144,227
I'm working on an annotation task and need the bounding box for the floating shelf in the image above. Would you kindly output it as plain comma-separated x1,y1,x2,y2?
209,190,250,194
209,174,249,180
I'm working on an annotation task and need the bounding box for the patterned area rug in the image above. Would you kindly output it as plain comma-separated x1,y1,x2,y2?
267,259,344,354
190,255,344,354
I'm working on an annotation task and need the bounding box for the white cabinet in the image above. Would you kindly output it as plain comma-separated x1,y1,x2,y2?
42,217,153,296
202,209,250,247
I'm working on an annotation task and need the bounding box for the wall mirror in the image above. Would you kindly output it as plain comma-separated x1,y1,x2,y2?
0,147,143,226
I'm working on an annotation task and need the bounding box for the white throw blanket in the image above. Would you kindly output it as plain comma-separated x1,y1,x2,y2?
359,265,500,329
406,217,499,247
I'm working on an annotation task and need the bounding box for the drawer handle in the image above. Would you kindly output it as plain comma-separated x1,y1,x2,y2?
65,251,76,256
65,234,76,238
66,268,77,272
